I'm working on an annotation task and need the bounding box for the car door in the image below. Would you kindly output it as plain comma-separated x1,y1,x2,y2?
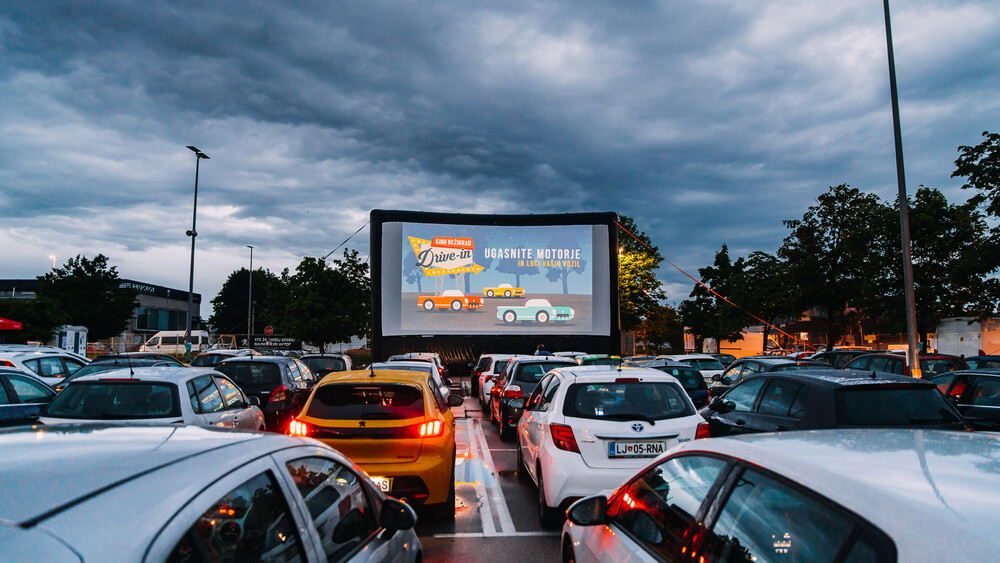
215,375,259,429
707,378,767,437
186,375,229,427
0,375,44,426
520,374,557,477
746,378,808,432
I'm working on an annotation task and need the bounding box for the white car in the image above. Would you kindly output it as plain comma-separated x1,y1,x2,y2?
0,344,89,387
0,424,421,561
369,360,451,398
562,429,1000,562
656,353,725,380
472,353,516,408
513,365,708,528
40,366,265,430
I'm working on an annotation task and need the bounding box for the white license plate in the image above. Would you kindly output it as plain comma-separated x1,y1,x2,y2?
370,476,392,492
608,441,666,458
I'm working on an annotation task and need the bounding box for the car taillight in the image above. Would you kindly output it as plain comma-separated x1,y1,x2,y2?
288,419,311,436
503,385,522,399
696,422,711,440
438,367,444,375
0,360,13,367
419,419,443,437
486,375,495,382
270,385,287,403
550,423,580,453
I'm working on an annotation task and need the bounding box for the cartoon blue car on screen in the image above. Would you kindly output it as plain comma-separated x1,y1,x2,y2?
497,299,575,323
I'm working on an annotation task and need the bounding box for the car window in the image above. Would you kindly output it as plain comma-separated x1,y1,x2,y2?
190,375,225,413
46,381,180,419
168,471,304,562
742,362,763,374
306,383,425,420
652,367,707,391
302,357,345,376
215,376,247,409
0,381,11,404
724,378,766,412
24,357,66,378
491,359,510,375
287,361,303,383
475,357,491,372
541,376,561,405
845,357,868,370
684,359,724,371
756,379,806,417
218,362,282,389
931,373,956,395
966,377,1000,406
704,467,863,562
426,376,448,412
921,358,965,376
969,358,1000,369
721,365,742,386
64,358,86,374
525,374,551,411
7,374,54,404
515,362,574,382
836,385,964,426
563,382,694,421
284,456,378,561
607,454,728,560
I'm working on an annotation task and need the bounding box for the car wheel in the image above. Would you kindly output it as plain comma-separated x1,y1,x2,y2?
499,409,514,441
504,290,512,297
487,290,495,297
537,467,561,529
489,400,499,425
503,310,517,323
431,454,456,521
423,300,435,310
451,300,462,311
536,310,549,323
516,440,530,481
562,540,577,563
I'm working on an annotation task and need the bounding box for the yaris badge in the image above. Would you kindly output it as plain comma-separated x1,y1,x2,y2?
631,423,644,432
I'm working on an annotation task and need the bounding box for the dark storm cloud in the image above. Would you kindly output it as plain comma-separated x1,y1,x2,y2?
1,0,998,302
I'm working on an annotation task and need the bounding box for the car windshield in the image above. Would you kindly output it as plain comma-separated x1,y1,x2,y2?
515,362,575,382
683,359,724,371
46,381,180,419
650,367,707,391
216,362,281,390
836,385,964,426
302,357,347,374
563,382,694,421
306,383,425,420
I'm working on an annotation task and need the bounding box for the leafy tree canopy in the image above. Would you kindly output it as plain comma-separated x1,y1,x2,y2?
679,244,748,350
208,268,284,336
616,215,665,332
0,297,66,343
954,131,1000,217
35,254,137,340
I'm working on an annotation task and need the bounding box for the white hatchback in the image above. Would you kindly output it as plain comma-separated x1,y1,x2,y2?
656,353,725,380
40,366,265,430
514,365,708,527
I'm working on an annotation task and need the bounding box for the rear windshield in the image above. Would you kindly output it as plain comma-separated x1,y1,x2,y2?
190,354,224,367
563,381,695,421
47,382,180,419
302,357,347,374
580,357,621,366
836,385,964,426
306,384,425,420
216,362,281,388
475,357,491,371
515,361,576,382
683,359,724,371
920,358,966,376
491,360,510,375
650,367,707,391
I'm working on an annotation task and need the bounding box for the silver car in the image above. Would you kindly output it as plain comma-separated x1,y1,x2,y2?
40,366,265,430
0,424,421,561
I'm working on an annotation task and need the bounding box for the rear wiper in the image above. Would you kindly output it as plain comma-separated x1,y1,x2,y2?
602,413,656,426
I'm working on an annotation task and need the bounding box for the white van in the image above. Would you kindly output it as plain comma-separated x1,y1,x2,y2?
140,331,210,354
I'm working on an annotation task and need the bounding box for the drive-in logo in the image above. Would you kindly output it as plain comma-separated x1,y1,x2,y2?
632,423,644,432
408,236,485,276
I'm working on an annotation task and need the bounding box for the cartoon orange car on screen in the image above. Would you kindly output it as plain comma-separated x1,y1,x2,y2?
418,289,483,311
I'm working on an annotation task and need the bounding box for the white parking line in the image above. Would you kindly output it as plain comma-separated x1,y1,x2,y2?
432,531,559,538
466,417,517,536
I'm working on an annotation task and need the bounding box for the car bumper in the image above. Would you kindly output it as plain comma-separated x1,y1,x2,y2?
539,448,636,509
356,449,454,505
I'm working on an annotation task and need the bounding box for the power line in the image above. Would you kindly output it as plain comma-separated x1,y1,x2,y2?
322,220,371,261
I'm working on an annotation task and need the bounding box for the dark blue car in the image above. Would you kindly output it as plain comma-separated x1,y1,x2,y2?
642,361,710,408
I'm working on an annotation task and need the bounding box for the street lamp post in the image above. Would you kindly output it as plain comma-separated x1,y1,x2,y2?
185,145,209,362
247,245,253,349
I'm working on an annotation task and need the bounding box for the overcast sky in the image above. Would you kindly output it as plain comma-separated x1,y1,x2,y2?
2,0,998,308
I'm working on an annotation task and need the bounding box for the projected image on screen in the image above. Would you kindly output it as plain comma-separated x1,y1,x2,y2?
399,223,595,334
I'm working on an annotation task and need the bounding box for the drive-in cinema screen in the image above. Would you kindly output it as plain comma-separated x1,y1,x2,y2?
372,210,617,340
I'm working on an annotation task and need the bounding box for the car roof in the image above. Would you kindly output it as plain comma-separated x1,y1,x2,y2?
669,429,1000,558
67,365,215,383
550,365,683,383
318,368,433,386
743,369,935,387
0,424,303,526
216,355,292,364
370,361,433,371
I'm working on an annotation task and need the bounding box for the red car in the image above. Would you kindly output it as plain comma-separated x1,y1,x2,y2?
844,352,967,377
417,289,483,311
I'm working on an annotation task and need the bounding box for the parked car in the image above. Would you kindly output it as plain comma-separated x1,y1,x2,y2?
497,299,575,324
386,352,448,380
369,360,451,399
930,369,1000,431
0,424,421,561
844,351,968,377
470,353,515,407
576,354,622,366
417,289,483,311
707,352,736,367
299,353,354,377
288,367,464,520
40,366,265,430
54,356,179,392
490,356,578,440
0,344,88,387
562,429,1000,562
963,355,1000,369
91,352,183,365
482,283,524,297
138,329,210,354
641,360,711,408
711,356,828,394
512,365,708,528
699,369,970,437
0,367,56,426
215,356,317,432
808,348,881,368
655,354,725,380
189,348,258,367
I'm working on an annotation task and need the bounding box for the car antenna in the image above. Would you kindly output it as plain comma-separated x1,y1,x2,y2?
871,370,877,379
125,350,135,379
369,362,377,378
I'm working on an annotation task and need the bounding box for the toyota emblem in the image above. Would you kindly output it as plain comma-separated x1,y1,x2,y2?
631,423,644,432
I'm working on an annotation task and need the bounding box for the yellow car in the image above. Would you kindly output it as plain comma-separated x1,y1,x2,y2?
482,283,524,298
288,368,463,519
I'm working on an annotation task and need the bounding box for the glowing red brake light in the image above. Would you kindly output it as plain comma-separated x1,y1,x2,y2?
696,422,711,440
269,385,287,403
616,377,640,383
0,360,13,367
419,419,443,437
503,386,522,399
288,419,310,436
550,424,580,453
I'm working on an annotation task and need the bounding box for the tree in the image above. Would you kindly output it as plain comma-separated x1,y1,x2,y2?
679,245,748,352
277,251,370,351
544,233,588,294
732,252,798,354
616,215,665,332
35,254,138,340
778,185,893,350
208,268,284,335
495,244,539,287
636,303,683,355
0,296,66,343
403,252,426,293
954,131,1000,217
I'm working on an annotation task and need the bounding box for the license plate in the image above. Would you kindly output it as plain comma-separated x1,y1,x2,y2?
370,476,392,492
608,441,666,458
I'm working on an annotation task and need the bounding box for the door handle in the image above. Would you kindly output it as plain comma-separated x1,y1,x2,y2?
734,419,746,425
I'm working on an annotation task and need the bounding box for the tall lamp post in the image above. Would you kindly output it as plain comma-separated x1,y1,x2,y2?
185,145,210,362
247,245,253,349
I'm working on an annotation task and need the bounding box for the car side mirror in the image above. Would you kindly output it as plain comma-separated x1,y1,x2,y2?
712,373,722,382
566,495,607,526
444,378,454,386
248,396,261,407
508,397,526,410
379,498,417,531
447,394,464,407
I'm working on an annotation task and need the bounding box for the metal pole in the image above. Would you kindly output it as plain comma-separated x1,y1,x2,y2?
883,0,921,377
185,146,209,363
247,245,253,349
